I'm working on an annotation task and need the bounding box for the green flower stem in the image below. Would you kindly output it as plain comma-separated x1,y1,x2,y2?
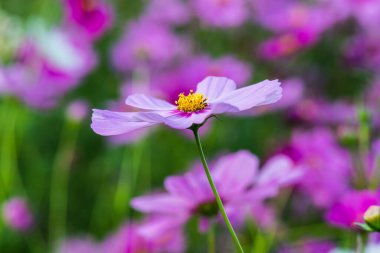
356,233,365,253
208,220,216,253
192,127,244,253
48,118,81,245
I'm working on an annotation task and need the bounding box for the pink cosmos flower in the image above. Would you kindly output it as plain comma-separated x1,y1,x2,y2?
2,197,34,232
277,239,335,253
91,76,281,136
111,20,188,72
280,128,353,209
131,151,302,233
2,22,96,108
142,0,191,26
325,190,380,229
191,0,248,28
56,237,100,253
66,100,89,123
56,221,184,253
63,0,113,40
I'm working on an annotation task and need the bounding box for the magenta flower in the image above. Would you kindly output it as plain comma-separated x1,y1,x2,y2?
66,100,89,123
91,76,281,136
111,20,188,72
191,0,248,28
2,197,34,232
142,0,191,26
63,0,113,40
56,237,100,253
277,239,335,253
326,190,380,229
280,128,353,208
2,22,96,108
131,151,302,233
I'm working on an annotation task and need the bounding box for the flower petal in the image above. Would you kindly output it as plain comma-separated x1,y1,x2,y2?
256,155,304,187
212,151,259,200
131,194,191,215
214,79,282,111
91,109,161,136
125,94,176,110
196,76,237,101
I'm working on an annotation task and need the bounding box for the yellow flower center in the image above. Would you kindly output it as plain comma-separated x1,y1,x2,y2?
175,90,208,113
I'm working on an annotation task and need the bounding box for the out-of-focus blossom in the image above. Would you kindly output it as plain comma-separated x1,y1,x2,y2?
191,0,248,28
344,33,380,71
63,0,113,40
151,55,252,103
91,76,281,136
132,151,302,233
142,0,191,26
278,239,335,253
111,20,188,72
251,0,339,34
281,128,353,208
326,190,380,229
56,237,100,253
364,205,380,231
258,30,319,59
56,221,184,253
2,197,34,232
101,221,183,253
2,20,96,108
66,100,89,122
290,98,356,126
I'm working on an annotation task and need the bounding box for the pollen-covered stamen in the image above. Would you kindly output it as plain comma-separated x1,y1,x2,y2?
175,90,208,113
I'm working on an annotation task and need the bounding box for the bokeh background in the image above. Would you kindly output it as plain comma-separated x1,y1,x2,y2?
1,0,380,252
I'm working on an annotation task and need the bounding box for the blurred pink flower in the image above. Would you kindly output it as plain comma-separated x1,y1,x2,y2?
2,23,96,108
2,197,33,232
56,237,100,253
277,239,335,253
131,151,302,232
91,76,281,136
111,20,188,72
290,98,356,126
325,190,380,229
191,0,248,28
66,100,89,122
101,222,183,253
56,221,183,253
281,128,353,208
142,0,191,26
63,0,113,40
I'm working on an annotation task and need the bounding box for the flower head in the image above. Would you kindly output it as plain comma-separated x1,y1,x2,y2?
131,151,302,233
2,197,34,232
91,76,282,135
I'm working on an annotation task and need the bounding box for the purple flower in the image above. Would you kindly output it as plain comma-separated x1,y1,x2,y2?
131,151,302,232
91,76,281,135
142,0,191,26
281,128,353,208
277,239,335,253
66,100,89,122
2,197,33,232
56,221,183,253
111,20,188,72
56,237,100,253
2,22,96,108
326,190,380,229
191,0,248,28
63,0,113,40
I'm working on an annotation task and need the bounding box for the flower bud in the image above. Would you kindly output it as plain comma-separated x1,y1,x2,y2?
364,205,380,231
